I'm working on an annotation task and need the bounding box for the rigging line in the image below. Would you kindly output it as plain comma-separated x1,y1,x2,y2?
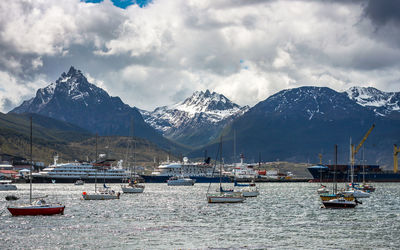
206,142,221,195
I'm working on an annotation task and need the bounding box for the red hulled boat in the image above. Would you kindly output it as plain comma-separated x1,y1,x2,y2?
7,117,65,216
7,199,65,216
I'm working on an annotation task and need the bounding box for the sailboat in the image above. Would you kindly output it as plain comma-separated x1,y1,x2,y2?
206,137,245,203
82,134,120,200
233,155,259,197
121,119,145,193
322,145,358,209
7,117,65,216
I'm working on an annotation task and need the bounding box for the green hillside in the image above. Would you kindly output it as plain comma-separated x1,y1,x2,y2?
0,113,176,166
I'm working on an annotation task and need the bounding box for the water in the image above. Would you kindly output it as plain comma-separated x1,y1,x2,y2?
1,183,400,249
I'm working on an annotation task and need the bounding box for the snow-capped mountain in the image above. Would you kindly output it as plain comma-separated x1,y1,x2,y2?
345,87,400,116
190,86,400,167
251,86,375,121
10,66,181,152
13,67,111,116
140,90,249,147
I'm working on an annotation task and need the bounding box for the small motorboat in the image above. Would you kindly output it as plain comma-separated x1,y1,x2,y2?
317,184,329,194
121,180,145,193
360,184,375,192
234,181,259,197
7,199,65,216
342,189,370,198
0,180,17,191
74,179,85,185
322,198,358,209
167,176,196,186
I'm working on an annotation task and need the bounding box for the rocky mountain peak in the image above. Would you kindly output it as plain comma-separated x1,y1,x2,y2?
345,86,400,116
140,89,249,147
177,89,240,114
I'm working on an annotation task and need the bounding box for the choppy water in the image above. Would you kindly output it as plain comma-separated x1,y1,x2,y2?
1,183,400,249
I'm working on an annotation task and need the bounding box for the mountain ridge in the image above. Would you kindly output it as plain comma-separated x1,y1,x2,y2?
140,89,249,147
10,66,186,154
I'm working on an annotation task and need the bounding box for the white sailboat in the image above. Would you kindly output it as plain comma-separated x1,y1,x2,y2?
121,119,144,194
206,137,245,203
82,134,120,200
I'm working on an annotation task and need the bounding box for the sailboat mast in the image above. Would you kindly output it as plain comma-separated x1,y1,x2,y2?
132,119,137,180
95,133,98,192
29,116,33,204
233,129,236,163
334,144,337,194
362,146,365,184
219,136,222,191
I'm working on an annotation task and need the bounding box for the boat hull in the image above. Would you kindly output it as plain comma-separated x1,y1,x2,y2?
207,193,245,203
82,194,120,200
322,200,357,208
29,176,129,184
242,191,259,197
7,205,65,216
308,165,400,182
342,190,370,198
121,186,144,193
143,175,230,183
167,179,196,186
0,185,17,191
320,194,354,201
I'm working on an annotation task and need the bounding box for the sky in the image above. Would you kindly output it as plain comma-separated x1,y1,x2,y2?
0,0,399,112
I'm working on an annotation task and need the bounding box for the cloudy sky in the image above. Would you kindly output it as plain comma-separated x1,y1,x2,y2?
0,0,399,112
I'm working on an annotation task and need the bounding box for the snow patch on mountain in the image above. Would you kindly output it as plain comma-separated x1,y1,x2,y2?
141,90,249,135
345,87,400,115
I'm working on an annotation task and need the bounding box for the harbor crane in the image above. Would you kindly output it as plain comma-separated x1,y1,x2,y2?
351,124,375,166
394,144,400,173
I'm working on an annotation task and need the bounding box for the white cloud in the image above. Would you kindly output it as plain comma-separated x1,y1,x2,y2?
0,0,399,113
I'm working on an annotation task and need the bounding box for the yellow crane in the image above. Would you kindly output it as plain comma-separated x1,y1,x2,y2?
394,144,400,173
351,124,375,166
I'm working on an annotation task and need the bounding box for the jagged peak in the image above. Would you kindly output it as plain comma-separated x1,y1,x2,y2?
174,89,240,115
345,86,399,112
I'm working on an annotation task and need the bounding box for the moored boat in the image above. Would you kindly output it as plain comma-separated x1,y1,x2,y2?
320,193,354,201
74,179,84,185
7,199,65,216
322,198,358,208
206,137,245,204
7,117,65,216
317,184,329,194
207,192,245,203
0,180,17,191
342,187,370,198
82,188,120,200
234,181,259,197
167,176,196,186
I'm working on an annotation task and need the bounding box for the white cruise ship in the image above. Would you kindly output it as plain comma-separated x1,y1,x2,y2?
141,157,231,183
30,156,130,183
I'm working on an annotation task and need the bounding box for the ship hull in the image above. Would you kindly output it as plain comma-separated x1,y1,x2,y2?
142,175,230,183
28,176,129,184
7,205,65,216
308,165,400,182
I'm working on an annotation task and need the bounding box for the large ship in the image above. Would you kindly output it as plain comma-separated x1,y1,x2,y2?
28,156,130,183
141,157,230,183
308,164,400,182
